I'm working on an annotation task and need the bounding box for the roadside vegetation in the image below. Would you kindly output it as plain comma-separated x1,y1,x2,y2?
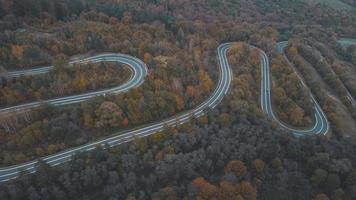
2,60,356,199
286,41,356,137
0,60,131,107
303,0,356,11
0,0,356,199
0,8,217,166
269,52,315,128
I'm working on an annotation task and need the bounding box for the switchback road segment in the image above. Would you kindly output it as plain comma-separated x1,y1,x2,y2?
0,41,334,182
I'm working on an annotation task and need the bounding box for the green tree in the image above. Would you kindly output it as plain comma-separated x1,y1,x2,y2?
52,54,69,73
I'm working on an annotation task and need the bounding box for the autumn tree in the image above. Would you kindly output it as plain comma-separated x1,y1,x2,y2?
237,181,257,200
192,177,218,200
219,113,231,127
217,181,242,200
290,105,305,126
252,159,265,174
224,160,247,180
95,101,124,128
11,45,24,61
154,187,177,200
198,69,214,93
122,12,132,25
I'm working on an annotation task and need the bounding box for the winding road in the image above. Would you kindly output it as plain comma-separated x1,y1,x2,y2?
273,42,329,136
337,38,356,106
0,44,232,182
0,39,346,182
0,53,148,115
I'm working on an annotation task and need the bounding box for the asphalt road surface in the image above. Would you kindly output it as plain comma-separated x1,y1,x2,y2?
0,53,148,115
270,42,329,136
0,40,338,182
0,45,232,182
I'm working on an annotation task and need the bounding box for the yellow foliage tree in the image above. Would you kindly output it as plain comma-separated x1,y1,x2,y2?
143,52,152,63
186,85,196,98
11,45,24,60
199,69,214,93
175,95,185,110
252,159,265,174
192,177,218,200
224,160,247,179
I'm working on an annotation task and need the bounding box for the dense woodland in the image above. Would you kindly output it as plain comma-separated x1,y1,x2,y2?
0,0,356,199
340,0,356,7
1,41,356,199
0,6,219,165
269,54,314,128
0,61,131,106
2,111,356,200
286,40,356,137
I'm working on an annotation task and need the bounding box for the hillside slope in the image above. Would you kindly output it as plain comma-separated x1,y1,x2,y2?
304,0,355,10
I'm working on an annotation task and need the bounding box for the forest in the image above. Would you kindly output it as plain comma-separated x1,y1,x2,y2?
1,44,356,199
0,0,355,199
0,61,131,106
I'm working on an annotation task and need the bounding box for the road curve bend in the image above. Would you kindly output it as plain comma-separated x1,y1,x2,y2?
0,53,148,115
0,45,233,182
0,41,334,182
267,42,329,136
